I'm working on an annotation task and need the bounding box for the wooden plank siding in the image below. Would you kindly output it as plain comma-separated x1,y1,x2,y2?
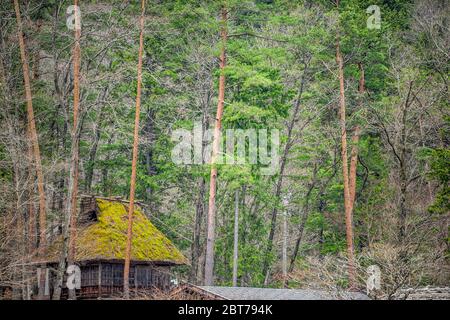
47,262,172,299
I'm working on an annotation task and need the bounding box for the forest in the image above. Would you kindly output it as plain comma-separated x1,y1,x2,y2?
0,0,448,300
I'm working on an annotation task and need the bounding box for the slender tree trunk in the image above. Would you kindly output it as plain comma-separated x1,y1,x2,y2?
2,45,34,299
335,0,356,289
399,87,411,241
418,116,433,202
190,177,205,284
52,1,82,300
232,190,239,286
27,126,36,253
289,164,319,272
262,68,308,284
349,62,364,208
190,110,209,283
84,120,101,192
123,0,145,299
14,0,47,299
349,127,360,207
143,107,157,196
282,210,288,287
204,6,227,286
101,134,114,195
68,0,81,299
52,99,83,300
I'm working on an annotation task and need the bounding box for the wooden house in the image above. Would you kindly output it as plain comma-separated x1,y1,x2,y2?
35,196,187,299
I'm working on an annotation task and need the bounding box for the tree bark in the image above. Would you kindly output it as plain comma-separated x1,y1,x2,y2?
68,0,81,299
27,126,37,253
336,0,356,289
123,0,145,299
14,0,48,299
282,207,288,287
204,6,227,286
52,0,82,300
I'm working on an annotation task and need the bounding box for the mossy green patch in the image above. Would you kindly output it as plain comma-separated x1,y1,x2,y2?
46,199,187,265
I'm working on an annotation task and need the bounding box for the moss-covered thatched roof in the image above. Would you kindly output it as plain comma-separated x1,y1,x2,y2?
44,199,187,265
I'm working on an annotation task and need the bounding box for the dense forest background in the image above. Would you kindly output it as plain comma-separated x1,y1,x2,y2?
0,0,448,298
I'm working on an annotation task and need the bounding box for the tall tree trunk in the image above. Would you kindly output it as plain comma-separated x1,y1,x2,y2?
52,0,82,300
190,177,205,284
204,6,227,286
289,164,319,272
398,83,412,242
335,0,356,289
26,126,37,253
101,134,114,195
84,86,108,193
68,0,81,299
52,91,83,299
14,0,47,299
262,67,308,284
143,107,157,189
84,120,101,193
349,62,364,208
282,207,288,287
123,0,145,299
418,116,433,202
190,109,209,284
232,190,239,287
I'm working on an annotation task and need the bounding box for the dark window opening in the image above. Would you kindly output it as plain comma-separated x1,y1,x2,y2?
86,210,98,222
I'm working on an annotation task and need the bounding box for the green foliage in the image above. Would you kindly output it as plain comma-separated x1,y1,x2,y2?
428,148,450,215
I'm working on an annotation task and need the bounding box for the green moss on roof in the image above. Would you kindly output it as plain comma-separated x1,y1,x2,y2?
47,199,187,265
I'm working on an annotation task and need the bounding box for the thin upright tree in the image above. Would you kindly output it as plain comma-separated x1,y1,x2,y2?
13,0,47,298
349,63,365,208
52,0,82,300
68,0,82,299
123,0,145,299
204,6,228,286
335,0,356,289
282,208,288,287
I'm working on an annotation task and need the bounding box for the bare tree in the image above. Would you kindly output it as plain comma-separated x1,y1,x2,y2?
13,0,47,299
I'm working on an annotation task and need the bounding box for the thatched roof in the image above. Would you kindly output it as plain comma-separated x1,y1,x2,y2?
42,198,187,265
